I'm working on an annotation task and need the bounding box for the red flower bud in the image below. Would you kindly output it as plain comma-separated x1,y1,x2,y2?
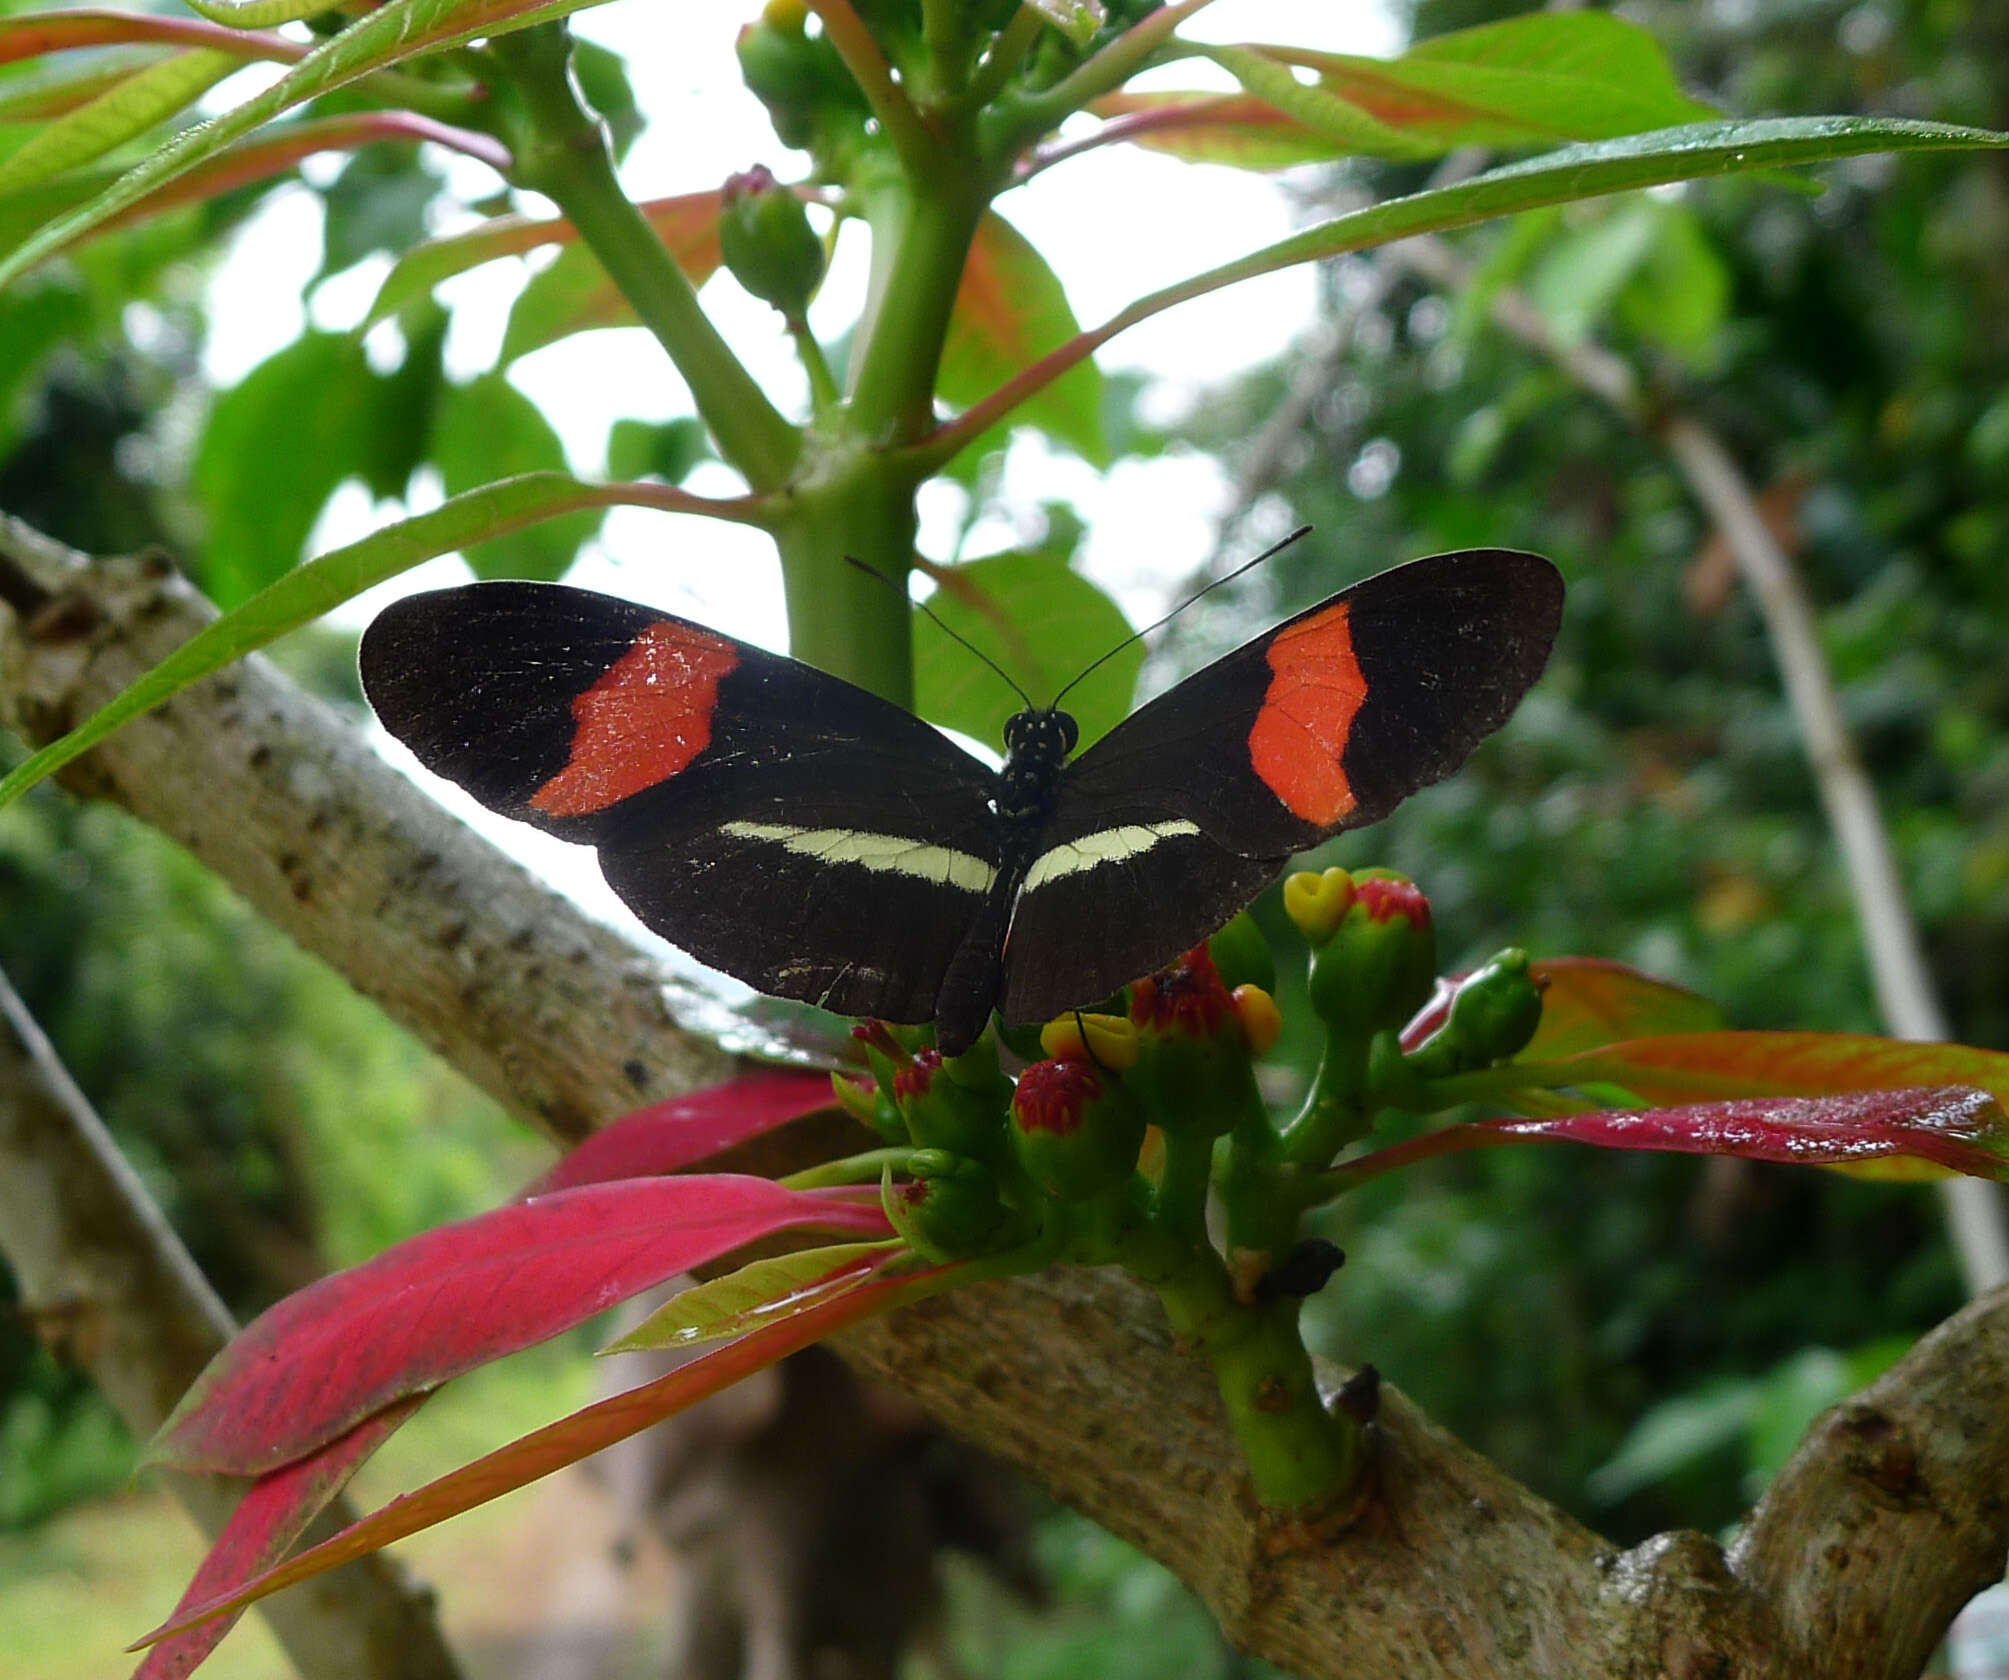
1009,1056,1146,1201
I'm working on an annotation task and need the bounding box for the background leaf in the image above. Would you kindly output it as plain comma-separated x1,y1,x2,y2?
432,372,604,580
914,548,1140,752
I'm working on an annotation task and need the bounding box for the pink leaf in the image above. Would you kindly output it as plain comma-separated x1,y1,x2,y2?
153,1176,889,1476
524,1070,836,1195
1341,1085,2009,1186
132,1397,423,1680
135,1261,960,1656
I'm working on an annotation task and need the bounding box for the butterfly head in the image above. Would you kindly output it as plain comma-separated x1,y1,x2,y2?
1003,706,1078,766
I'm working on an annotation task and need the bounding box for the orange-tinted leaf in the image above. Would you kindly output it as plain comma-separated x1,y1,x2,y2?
153,1176,891,1476
135,1260,962,1652
940,210,1103,463
131,1398,424,1680
1551,1031,2009,1113
524,1070,839,1195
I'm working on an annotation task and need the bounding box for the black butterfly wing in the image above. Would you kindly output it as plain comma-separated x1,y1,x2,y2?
360,581,1002,1024
1000,549,1563,1024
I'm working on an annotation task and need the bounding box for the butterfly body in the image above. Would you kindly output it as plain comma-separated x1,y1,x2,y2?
360,549,1563,1055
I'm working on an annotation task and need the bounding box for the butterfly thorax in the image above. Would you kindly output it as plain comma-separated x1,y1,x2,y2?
996,706,1079,858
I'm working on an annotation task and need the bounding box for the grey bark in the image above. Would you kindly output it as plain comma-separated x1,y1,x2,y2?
4,516,2006,1679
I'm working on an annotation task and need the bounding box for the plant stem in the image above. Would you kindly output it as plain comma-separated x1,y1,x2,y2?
808,0,935,169
963,5,1046,114
488,25,799,493
783,1146,919,1189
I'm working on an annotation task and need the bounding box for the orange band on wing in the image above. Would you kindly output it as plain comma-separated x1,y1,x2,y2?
532,620,738,817
1247,602,1366,825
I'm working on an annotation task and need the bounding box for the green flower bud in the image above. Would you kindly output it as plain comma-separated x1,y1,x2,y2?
882,1153,1008,1262
720,165,825,321
1125,944,1262,1137
734,21,856,151
1301,870,1437,1038
1207,909,1276,996
1404,948,1544,1079
1009,1055,1146,1201
894,1047,1008,1158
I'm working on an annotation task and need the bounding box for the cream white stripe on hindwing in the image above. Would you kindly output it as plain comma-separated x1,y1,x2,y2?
718,821,997,894
1022,820,1202,892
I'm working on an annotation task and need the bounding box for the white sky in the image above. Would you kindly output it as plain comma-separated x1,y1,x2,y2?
194,2,1401,1004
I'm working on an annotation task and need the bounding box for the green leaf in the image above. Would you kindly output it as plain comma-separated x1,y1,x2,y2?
0,473,673,811
192,332,380,608
0,48,237,195
570,37,641,163
602,1241,909,1354
940,211,1104,465
0,0,617,285
1203,45,1419,159
1522,958,1726,1060
1614,201,1730,364
181,0,339,25
1026,0,1104,52
433,373,603,580
914,549,1140,752
606,415,710,484
1085,91,1358,170
1523,196,1665,348
359,299,447,500
317,142,441,278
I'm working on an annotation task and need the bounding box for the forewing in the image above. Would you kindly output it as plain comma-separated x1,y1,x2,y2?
1001,550,1562,1022
361,582,1001,1023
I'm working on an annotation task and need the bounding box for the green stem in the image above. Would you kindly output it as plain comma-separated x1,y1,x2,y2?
1124,1226,1359,1510
1278,1034,1374,1166
961,5,1045,114
789,317,842,416
1154,1129,1213,1247
809,0,936,169
487,26,799,493
783,1146,920,1190
846,155,991,446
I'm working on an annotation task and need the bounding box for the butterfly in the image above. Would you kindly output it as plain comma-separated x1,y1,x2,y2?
359,548,1562,1056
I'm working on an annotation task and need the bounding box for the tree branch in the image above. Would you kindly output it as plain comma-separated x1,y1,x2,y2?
6,514,2009,1676
0,965,459,1680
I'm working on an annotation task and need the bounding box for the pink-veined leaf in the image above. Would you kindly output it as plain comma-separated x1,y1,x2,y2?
1402,958,1724,1057
603,1239,912,1354
1338,1085,2009,1189
0,10,305,71
938,210,1105,464
135,1259,964,1654
524,1070,839,1195
153,1176,891,1477
0,59,152,124
365,191,722,343
131,1398,424,1680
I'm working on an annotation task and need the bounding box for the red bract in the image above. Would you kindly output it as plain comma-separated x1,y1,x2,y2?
132,1398,423,1680
133,1258,962,1657
1339,1085,2009,1186
523,1069,837,1194
153,1174,890,1476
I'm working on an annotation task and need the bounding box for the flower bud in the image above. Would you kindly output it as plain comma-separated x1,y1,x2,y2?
720,165,825,321
1404,948,1544,1079
882,1153,1008,1262
1303,870,1437,1038
894,1047,1008,1158
734,23,860,152
1038,1011,1137,1070
1125,945,1262,1136
1009,1055,1146,1201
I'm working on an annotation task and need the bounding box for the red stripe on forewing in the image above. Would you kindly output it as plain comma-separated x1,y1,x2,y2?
532,620,739,817
1247,602,1366,825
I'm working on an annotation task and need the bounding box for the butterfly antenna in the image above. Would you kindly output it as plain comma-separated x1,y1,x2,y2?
844,555,1035,711
1049,525,1313,712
